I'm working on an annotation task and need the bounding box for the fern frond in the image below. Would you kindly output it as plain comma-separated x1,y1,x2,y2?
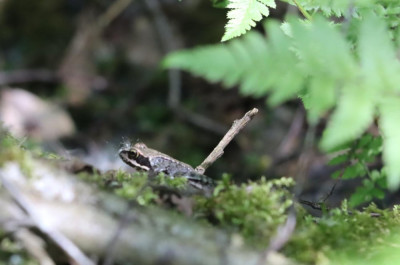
164,14,400,188
291,0,352,16
164,23,301,104
380,98,400,189
283,0,400,22
221,0,276,42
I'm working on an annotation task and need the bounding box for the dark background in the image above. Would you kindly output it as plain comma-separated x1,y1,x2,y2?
0,0,351,206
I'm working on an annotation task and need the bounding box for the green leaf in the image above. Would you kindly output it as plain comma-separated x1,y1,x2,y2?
328,154,348,166
358,13,400,93
369,137,383,154
291,16,355,80
357,134,373,148
370,170,381,181
320,83,376,151
212,0,229,8
371,188,385,200
264,20,305,105
379,97,400,190
342,163,365,179
164,28,284,98
221,0,276,42
331,170,342,179
163,42,241,86
280,0,374,17
376,173,387,189
306,76,336,123
349,188,369,207
290,16,355,122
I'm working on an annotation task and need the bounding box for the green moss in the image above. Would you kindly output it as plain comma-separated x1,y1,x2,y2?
79,170,192,206
0,237,38,265
4,127,400,264
154,173,189,189
193,175,400,264
0,130,33,175
114,172,156,205
284,202,400,264
195,175,294,247
112,173,192,205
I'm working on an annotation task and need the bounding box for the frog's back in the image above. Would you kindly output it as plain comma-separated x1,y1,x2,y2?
149,154,215,193
149,156,194,176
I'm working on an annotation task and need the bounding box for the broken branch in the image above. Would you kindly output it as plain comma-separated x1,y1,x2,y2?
195,108,259,174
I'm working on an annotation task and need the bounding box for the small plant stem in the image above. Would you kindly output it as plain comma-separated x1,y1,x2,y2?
293,0,312,21
97,0,135,30
195,108,259,174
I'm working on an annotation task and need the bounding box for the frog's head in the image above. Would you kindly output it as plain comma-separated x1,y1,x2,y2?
119,141,152,171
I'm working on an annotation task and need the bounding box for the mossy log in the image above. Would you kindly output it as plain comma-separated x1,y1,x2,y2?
0,157,294,265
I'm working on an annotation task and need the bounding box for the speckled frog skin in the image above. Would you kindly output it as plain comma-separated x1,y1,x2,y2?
119,142,214,189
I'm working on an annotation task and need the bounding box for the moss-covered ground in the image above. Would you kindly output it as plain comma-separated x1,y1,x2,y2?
1,132,400,264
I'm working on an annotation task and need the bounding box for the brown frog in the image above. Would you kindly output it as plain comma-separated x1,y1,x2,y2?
119,142,215,190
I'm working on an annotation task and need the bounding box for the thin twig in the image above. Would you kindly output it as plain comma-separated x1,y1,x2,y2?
276,107,304,158
321,172,343,203
0,173,95,265
299,199,326,211
299,199,381,217
195,108,259,174
292,0,312,21
293,124,316,197
97,0,135,31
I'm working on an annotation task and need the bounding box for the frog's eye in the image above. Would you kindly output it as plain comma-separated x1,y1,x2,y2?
128,151,138,160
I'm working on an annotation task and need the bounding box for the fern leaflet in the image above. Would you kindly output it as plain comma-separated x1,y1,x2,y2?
221,0,276,42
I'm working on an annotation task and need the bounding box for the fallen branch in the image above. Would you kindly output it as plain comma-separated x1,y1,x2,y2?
0,159,293,265
0,169,95,265
195,108,259,174
0,69,57,86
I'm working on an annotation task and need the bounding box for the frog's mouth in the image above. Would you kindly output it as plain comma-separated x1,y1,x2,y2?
119,150,151,171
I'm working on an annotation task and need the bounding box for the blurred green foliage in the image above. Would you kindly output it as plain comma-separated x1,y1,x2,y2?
164,6,400,191
329,134,386,207
285,202,400,264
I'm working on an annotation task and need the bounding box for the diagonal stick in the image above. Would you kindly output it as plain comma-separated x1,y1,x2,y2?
195,108,259,174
